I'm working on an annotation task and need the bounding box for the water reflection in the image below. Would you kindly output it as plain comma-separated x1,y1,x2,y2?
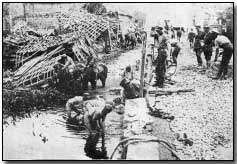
84,133,108,159
65,118,108,159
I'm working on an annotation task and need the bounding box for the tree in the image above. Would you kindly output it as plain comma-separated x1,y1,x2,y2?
82,3,107,15
3,3,10,35
223,6,233,42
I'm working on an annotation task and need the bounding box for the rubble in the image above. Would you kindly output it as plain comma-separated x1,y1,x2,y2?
4,8,122,89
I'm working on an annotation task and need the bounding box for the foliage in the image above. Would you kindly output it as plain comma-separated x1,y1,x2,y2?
82,3,107,15
3,88,70,118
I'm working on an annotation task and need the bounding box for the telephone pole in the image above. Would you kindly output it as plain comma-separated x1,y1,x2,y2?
139,31,147,97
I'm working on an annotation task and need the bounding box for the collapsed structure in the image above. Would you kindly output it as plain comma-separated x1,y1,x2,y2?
3,8,124,88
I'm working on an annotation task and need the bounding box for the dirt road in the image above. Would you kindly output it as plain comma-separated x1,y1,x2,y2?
152,35,233,160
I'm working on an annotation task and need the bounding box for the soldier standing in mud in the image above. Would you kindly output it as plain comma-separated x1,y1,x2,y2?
153,27,169,88
193,27,206,67
187,29,196,48
170,40,181,65
171,27,175,39
211,29,233,80
203,26,214,68
176,29,182,42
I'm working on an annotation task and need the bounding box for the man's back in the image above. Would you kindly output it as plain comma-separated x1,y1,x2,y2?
188,32,195,40
159,34,168,49
177,30,182,36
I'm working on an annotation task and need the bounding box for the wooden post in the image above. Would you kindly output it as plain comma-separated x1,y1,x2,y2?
139,31,147,97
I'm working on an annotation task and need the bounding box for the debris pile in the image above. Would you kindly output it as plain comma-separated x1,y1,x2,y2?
4,8,121,89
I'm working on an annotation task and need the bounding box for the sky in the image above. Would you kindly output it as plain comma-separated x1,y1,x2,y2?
105,3,232,29
7,3,232,31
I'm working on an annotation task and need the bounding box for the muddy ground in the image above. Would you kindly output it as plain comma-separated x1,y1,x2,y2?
3,35,233,160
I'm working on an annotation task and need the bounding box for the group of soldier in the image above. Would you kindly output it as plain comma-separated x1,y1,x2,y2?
150,26,181,88
63,24,233,134
188,26,233,80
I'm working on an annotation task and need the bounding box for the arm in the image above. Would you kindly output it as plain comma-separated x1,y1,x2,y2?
131,71,134,80
214,40,219,62
66,99,82,119
84,112,93,132
97,119,105,132
66,101,72,119
214,48,219,62
62,57,75,70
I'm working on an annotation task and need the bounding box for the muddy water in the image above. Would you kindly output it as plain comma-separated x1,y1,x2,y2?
3,48,142,160
3,109,123,160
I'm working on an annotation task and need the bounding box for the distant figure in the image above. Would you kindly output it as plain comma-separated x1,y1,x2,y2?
194,28,205,67
171,28,175,39
170,41,181,65
154,28,169,88
176,29,182,42
203,26,214,68
58,54,75,72
150,27,159,47
188,29,196,48
122,65,134,81
120,78,140,99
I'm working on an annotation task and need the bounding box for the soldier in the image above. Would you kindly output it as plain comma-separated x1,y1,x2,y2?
193,27,205,67
171,28,175,39
153,28,169,88
58,54,75,72
170,40,181,65
203,26,214,68
187,29,196,48
121,65,134,81
212,29,233,80
150,26,159,48
176,29,182,42
120,78,140,100
66,95,115,132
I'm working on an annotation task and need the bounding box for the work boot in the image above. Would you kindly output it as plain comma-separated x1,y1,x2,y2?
197,64,202,68
206,61,211,68
152,83,159,87
213,75,221,80
220,75,228,80
158,84,164,88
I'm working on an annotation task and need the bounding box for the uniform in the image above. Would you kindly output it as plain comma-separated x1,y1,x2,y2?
215,35,233,79
177,30,182,42
188,31,196,48
171,42,181,65
203,32,214,67
66,96,113,132
194,31,205,66
154,33,169,87
83,98,113,131
120,78,140,99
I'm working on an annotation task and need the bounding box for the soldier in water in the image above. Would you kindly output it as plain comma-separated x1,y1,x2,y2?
65,94,119,132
